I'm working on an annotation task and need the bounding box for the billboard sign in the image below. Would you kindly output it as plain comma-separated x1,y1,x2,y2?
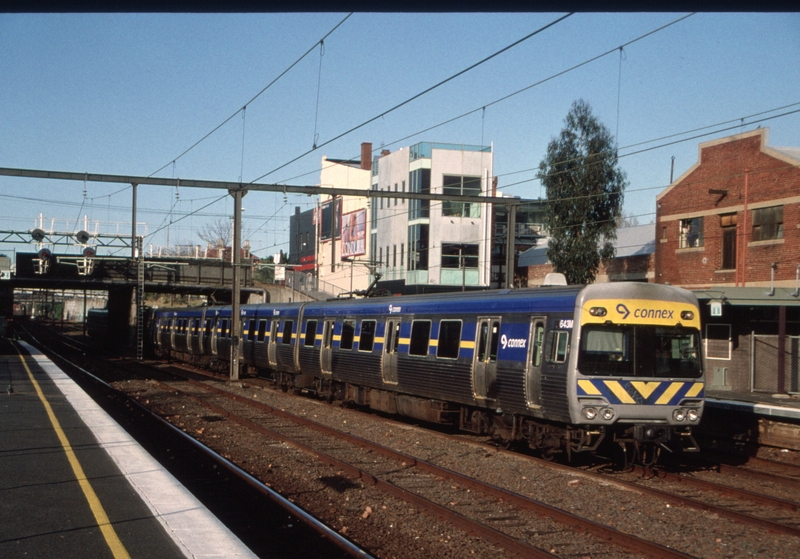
341,208,366,258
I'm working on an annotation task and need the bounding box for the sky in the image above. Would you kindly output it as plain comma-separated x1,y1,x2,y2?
1,12,799,263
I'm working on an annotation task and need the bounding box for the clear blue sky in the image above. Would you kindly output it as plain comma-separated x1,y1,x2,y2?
1,12,798,261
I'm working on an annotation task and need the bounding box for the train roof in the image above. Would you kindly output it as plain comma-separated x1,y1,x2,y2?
302,285,585,317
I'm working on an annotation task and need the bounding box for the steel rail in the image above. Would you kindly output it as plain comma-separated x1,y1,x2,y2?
164,375,694,559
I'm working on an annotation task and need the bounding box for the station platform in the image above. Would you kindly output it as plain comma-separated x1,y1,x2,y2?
0,339,257,559
706,389,800,421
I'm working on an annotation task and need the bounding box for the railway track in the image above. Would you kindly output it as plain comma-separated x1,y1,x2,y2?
19,320,800,558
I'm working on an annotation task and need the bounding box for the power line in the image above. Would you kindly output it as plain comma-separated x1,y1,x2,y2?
147,13,353,180
250,13,575,184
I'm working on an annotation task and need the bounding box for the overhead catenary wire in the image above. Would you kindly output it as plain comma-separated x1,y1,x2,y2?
146,13,353,180
273,12,695,188
250,12,575,184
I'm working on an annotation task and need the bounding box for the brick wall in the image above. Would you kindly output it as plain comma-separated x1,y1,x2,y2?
655,129,800,288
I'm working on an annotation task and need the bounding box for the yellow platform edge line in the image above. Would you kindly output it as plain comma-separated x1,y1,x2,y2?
15,344,132,559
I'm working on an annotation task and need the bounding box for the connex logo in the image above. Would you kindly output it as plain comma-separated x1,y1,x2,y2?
389,305,402,314
500,334,526,350
616,303,630,319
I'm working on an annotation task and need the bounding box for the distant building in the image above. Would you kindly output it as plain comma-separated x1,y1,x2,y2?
654,128,800,396
371,142,495,294
655,128,800,289
491,198,547,288
520,223,656,285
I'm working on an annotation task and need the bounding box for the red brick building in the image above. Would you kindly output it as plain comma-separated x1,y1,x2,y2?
655,129,800,288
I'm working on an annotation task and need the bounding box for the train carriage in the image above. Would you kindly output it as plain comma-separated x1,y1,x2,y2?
150,278,704,463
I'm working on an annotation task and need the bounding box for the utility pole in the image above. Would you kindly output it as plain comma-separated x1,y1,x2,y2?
229,187,246,381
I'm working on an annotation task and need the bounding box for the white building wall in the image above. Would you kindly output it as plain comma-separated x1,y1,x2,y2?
317,156,371,295
373,143,493,289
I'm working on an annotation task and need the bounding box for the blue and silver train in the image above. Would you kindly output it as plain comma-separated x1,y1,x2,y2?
149,279,704,462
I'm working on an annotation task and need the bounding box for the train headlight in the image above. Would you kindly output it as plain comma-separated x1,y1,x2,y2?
673,409,687,422
681,311,695,321
687,409,700,422
601,407,615,421
583,407,597,420
589,307,607,317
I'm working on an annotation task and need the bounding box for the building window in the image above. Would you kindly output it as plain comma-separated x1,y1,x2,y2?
400,243,405,267
394,183,398,206
442,175,482,217
705,323,731,360
720,213,737,270
751,206,783,241
408,224,429,271
392,245,396,267
679,217,703,248
441,243,479,269
409,169,430,220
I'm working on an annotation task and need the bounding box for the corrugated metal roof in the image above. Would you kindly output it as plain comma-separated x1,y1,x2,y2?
518,223,655,267
693,287,800,306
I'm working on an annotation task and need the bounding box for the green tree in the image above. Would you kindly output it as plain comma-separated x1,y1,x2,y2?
538,99,627,285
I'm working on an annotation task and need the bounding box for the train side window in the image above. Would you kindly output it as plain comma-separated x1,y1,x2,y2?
359,320,376,352
304,320,318,347
257,320,267,342
340,320,356,350
409,320,432,356
204,319,213,337
546,330,569,363
531,324,545,367
246,319,255,340
437,320,462,359
282,320,294,344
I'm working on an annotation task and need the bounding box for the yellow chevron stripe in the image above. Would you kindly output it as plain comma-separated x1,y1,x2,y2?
604,380,636,404
578,379,602,395
656,382,684,405
631,381,661,399
685,382,704,398
399,337,410,346
460,340,476,349
375,337,385,344
429,339,438,347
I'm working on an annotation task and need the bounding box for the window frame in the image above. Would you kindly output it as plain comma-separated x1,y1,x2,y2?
436,319,462,360
409,319,432,357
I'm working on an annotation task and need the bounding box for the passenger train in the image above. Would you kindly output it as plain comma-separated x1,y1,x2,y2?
147,278,705,463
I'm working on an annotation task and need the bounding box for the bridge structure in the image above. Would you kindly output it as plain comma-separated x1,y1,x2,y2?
0,228,264,359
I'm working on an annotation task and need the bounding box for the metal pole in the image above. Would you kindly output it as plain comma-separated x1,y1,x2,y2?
229,187,245,381
505,203,517,288
131,183,138,260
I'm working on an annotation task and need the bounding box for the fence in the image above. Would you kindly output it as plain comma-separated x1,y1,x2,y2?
752,334,800,394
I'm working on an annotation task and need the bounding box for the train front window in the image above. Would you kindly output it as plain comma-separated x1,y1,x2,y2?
578,325,701,378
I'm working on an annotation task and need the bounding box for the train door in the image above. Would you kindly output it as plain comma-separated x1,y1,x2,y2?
473,318,500,400
203,318,213,355
211,318,219,356
267,320,278,367
169,318,176,350
525,317,546,409
381,319,400,384
320,319,334,375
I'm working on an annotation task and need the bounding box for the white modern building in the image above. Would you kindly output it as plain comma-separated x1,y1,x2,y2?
370,142,495,294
